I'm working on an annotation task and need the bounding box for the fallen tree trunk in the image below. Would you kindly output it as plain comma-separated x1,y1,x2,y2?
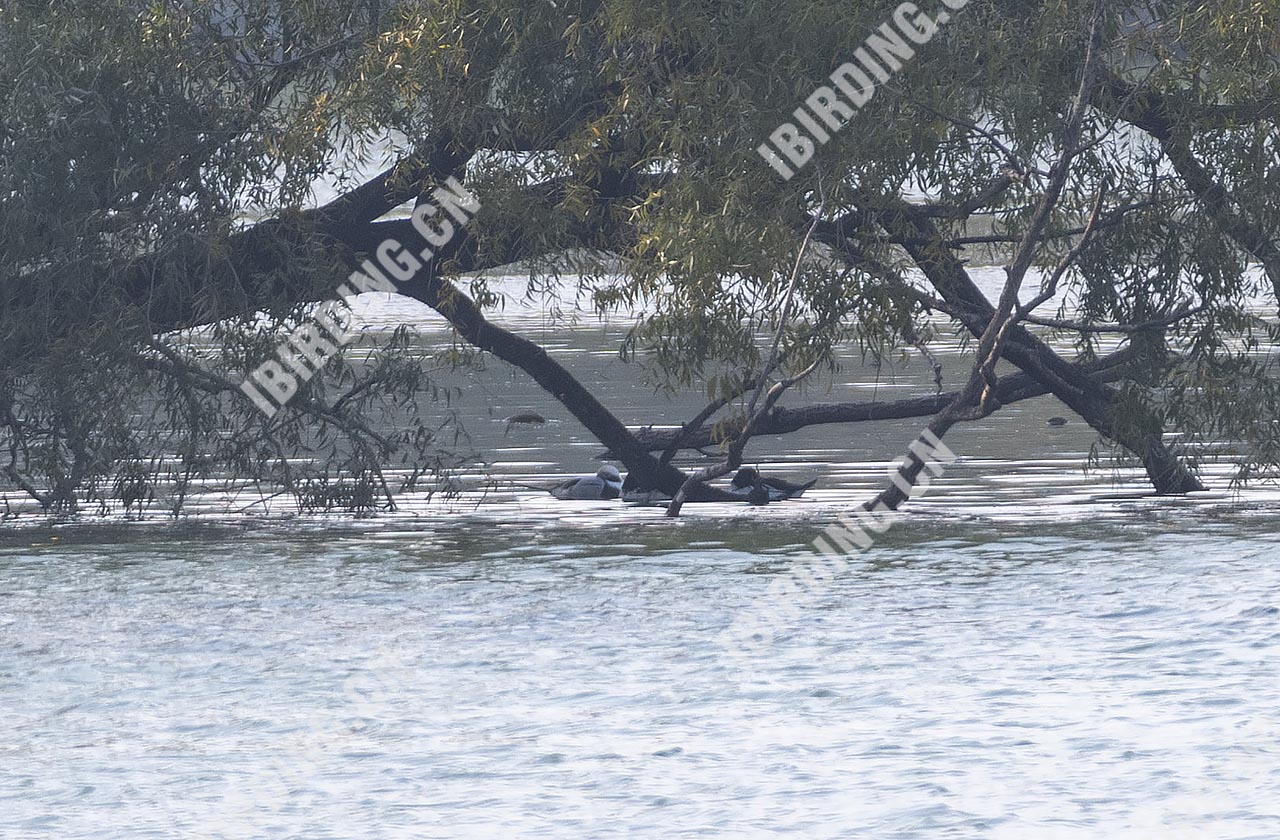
610,349,1138,455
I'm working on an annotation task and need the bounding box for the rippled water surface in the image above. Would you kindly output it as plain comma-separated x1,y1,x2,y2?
5,269,1280,838
4,513,1280,839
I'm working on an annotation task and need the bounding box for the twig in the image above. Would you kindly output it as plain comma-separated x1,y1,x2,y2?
656,375,760,469
666,171,828,517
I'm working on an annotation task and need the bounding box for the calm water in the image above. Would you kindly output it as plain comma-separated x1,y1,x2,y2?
4,269,1280,838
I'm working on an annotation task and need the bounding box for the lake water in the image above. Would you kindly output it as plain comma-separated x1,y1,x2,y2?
4,269,1280,838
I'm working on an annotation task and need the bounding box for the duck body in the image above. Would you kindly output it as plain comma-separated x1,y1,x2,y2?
747,480,772,506
550,466,623,500
620,472,673,505
729,467,816,501
619,471,742,504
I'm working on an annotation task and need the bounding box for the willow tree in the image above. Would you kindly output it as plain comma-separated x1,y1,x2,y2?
2,0,1279,513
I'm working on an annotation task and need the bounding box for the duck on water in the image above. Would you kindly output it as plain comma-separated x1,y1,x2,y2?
549,465,623,500
521,465,817,505
728,467,816,502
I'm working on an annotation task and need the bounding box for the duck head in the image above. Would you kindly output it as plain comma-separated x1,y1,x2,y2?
731,467,759,490
597,465,623,484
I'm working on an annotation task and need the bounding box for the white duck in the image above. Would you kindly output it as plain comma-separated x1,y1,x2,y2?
550,465,623,500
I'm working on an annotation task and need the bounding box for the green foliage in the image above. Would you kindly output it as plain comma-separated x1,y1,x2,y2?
4,0,1280,509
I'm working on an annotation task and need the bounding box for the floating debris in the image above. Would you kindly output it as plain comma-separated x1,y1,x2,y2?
503,412,547,426
504,412,548,436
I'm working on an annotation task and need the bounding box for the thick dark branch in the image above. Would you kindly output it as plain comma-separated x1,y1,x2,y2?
621,349,1139,454
402,273,734,499
110,120,647,339
96,130,715,498
377,168,729,499
826,195,1204,494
